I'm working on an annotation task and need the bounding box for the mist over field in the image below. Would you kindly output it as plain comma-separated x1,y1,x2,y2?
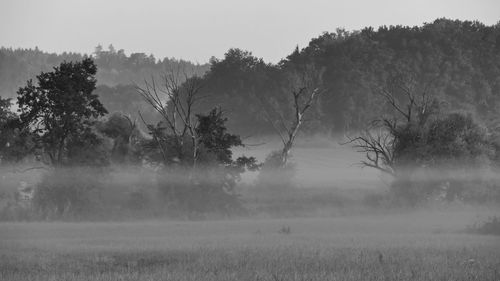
1,1,500,279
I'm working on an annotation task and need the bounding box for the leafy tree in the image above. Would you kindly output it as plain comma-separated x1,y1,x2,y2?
16,58,108,166
14,58,110,218
99,112,143,164
0,97,12,121
196,49,283,135
0,98,34,164
143,106,258,215
94,84,159,129
190,108,258,213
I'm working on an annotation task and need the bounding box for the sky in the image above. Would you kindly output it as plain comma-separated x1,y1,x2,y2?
0,0,499,64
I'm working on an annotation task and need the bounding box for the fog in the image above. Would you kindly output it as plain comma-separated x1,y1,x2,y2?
1,135,499,221
2,2,500,280
2,136,500,281
233,136,383,188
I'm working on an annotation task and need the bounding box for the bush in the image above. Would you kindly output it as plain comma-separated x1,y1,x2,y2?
33,168,105,218
390,114,494,204
256,151,296,190
467,216,500,236
157,166,246,217
125,189,150,211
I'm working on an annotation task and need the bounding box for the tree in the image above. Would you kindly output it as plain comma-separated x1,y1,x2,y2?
136,68,204,168
0,98,34,164
99,112,142,164
259,64,324,167
346,74,440,176
147,108,258,215
189,108,258,213
345,74,438,203
15,58,110,218
347,74,495,203
16,58,108,166
137,68,258,215
0,97,12,122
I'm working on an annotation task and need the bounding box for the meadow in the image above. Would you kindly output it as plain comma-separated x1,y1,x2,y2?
1,210,500,281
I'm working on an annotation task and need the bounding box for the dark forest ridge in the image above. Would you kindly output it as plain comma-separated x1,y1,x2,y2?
1,18,499,135
0,45,210,99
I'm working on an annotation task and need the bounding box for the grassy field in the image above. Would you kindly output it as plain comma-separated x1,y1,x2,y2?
1,210,499,281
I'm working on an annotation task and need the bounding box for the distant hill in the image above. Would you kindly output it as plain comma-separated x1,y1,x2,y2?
0,45,210,99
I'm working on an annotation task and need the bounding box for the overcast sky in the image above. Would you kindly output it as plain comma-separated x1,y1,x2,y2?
1,0,499,63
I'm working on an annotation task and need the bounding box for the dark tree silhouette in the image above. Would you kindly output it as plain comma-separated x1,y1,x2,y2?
16,58,108,166
0,98,34,164
136,69,204,167
346,74,494,203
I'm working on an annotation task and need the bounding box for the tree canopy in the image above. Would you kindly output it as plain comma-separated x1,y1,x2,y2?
17,58,108,166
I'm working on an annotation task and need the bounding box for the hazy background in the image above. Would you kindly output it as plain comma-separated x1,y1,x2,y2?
1,0,499,63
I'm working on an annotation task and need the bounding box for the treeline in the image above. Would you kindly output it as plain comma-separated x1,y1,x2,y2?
1,19,499,135
1,57,500,220
192,18,500,135
0,45,210,98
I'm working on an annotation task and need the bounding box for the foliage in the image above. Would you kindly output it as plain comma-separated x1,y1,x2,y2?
98,112,143,164
0,45,209,99
424,113,493,166
467,216,500,236
33,168,104,218
348,73,497,203
390,113,493,203
2,20,499,135
0,98,35,163
16,58,108,166
143,108,259,215
94,84,160,130
194,49,284,135
184,19,500,135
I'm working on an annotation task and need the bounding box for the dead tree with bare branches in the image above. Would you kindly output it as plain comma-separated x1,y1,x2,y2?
344,74,440,178
136,68,204,167
259,65,325,167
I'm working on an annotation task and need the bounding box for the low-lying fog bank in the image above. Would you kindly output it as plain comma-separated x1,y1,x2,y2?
0,135,499,221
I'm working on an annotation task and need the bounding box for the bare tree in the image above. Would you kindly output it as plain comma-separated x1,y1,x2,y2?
378,74,438,127
347,122,396,176
344,74,440,177
259,64,325,167
136,67,204,167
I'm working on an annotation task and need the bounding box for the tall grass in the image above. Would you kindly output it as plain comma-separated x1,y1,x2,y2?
1,211,499,281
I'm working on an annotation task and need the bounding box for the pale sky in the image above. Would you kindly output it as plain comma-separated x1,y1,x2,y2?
0,0,499,63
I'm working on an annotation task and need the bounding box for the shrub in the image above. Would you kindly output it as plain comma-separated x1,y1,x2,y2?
467,216,500,236
256,151,296,190
125,189,150,211
33,168,104,218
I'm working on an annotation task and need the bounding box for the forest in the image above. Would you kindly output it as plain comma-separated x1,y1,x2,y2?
1,18,500,136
